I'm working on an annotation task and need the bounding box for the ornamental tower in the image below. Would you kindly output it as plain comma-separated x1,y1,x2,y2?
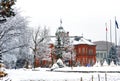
55,19,70,59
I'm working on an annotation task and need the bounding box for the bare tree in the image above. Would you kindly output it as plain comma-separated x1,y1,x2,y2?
30,26,50,68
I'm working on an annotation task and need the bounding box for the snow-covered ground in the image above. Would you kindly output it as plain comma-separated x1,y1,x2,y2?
1,66,120,81
54,66,120,72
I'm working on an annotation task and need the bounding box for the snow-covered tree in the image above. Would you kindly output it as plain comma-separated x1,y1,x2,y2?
55,26,71,59
54,24,76,67
17,27,31,59
62,40,75,66
0,0,16,65
0,0,31,69
15,25,32,68
0,13,30,68
30,27,50,68
62,39,74,58
3,54,17,68
0,13,28,54
107,46,119,65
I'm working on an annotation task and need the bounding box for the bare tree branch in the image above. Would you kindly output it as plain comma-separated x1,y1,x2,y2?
0,44,28,54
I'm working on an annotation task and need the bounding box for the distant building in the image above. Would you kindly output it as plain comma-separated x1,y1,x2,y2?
93,41,113,64
116,45,120,64
117,46,120,57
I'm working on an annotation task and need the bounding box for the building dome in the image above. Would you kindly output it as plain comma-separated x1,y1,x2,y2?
55,19,65,36
55,26,65,36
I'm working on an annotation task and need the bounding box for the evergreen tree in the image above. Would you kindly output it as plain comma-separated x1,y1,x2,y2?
0,0,16,19
107,46,118,65
55,26,68,59
55,26,72,59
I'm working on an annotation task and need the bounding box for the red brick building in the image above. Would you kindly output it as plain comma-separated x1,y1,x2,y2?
48,37,96,67
34,23,96,67
73,38,96,66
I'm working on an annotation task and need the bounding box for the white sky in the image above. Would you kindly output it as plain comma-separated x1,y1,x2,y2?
16,0,120,43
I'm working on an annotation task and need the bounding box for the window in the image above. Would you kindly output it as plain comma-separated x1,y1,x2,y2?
86,48,88,54
104,53,107,58
89,49,93,55
96,53,99,57
79,48,81,54
82,48,85,55
100,53,103,58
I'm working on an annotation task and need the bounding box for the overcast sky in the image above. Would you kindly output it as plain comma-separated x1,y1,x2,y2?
16,0,120,44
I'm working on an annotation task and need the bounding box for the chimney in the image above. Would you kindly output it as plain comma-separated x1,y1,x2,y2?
67,32,69,36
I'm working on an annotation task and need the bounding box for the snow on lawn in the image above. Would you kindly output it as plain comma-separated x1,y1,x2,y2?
2,67,120,81
54,66,120,72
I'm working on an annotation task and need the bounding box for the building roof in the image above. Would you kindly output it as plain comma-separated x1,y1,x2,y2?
73,37,95,45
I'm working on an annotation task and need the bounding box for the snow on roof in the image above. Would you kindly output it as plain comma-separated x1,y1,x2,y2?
49,37,95,46
73,38,95,45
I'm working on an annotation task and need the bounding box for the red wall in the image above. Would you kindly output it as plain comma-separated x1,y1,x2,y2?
34,43,96,67
74,44,96,66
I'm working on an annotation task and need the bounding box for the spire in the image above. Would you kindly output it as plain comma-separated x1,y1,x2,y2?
60,19,62,27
